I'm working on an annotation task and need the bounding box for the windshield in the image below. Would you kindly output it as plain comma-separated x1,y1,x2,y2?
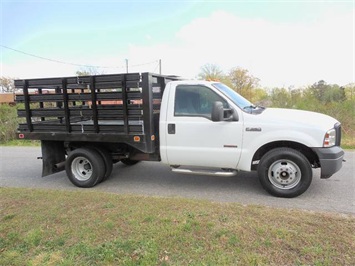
212,82,254,109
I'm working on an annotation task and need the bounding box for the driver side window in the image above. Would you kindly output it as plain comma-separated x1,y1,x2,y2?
174,85,228,119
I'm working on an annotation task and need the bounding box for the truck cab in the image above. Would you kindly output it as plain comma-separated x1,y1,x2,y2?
160,80,243,169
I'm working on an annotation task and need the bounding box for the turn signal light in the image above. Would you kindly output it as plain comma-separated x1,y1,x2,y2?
323,129,336,147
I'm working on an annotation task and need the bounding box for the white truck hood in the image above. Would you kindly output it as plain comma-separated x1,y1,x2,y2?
242,107,340,148
259,108,339,131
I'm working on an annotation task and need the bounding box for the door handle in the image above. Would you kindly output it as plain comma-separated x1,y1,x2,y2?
168,124,176,134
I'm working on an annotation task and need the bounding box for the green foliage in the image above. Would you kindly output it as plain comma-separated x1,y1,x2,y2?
0,104,18,143
270,88,292,108
309,80,346,103
344,84,355,100
251,88,268,104
228,67,260,99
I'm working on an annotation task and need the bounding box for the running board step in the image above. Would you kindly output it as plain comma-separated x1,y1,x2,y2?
171,168,237,177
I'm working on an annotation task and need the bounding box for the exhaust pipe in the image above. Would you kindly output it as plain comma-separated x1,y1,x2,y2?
54,161,66,171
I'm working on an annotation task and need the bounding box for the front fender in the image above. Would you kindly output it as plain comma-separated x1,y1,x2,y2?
237,129,323,172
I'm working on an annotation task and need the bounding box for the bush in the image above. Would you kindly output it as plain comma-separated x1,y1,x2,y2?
0,104,18,143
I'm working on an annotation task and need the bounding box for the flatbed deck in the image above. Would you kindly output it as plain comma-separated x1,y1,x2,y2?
15,72,179,153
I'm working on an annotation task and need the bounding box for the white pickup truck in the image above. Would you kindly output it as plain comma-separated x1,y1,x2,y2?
15,72,344,198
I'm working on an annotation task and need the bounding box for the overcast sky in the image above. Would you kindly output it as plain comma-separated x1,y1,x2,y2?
1,0,354,88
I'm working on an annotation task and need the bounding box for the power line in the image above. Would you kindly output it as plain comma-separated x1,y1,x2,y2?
0,44,159,69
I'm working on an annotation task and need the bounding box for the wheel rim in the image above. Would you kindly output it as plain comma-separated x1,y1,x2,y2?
71,156,93,181
268,159,302,190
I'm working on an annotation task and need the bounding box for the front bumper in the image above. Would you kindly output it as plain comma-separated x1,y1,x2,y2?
312,146,344,179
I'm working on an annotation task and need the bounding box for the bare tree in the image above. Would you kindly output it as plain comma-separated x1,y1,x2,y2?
76,67,103,76
198,63,224,81
0,77,15,93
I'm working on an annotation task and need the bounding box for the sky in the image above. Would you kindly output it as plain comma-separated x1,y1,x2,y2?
0,0,354,88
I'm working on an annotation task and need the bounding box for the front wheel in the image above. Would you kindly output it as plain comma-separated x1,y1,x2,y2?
257,148,312,198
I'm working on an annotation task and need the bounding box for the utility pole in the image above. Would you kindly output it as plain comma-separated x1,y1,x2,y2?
125,59,128,73
159,59,161,74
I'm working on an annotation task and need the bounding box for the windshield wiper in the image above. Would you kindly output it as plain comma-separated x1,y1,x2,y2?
243,105,265,114
243,105,257,110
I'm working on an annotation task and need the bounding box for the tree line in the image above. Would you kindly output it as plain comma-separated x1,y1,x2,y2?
199,63,354,104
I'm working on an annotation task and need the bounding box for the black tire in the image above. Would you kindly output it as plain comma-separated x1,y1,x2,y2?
65,148,105,188
257,148,312,198
89,147,113,181
121,158,140,166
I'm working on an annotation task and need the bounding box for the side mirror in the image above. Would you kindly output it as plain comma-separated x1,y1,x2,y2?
211,101,224,121
212,101,237,122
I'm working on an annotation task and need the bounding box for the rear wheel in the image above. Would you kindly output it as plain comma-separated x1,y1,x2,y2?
257,148,312,198
89,147,113,181
65,148,105,187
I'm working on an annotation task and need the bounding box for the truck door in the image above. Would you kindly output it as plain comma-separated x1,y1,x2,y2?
162,84,243,169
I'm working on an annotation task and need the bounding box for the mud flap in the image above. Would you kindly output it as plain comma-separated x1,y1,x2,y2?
41,140,65,177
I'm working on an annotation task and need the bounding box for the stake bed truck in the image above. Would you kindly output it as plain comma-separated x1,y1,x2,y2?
15,72,344,197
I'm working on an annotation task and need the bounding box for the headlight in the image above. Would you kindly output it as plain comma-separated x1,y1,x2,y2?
323,128,336,147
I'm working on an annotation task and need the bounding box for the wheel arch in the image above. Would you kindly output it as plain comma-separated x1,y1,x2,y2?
251,141,319,171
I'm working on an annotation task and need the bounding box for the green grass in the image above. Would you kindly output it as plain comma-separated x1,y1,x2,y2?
342,134,355,149
0,139,40,146
0,188,354,266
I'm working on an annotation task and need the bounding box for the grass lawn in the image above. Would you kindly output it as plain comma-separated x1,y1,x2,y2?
0,187,354,266
341,134,355,149
0,140,40,146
